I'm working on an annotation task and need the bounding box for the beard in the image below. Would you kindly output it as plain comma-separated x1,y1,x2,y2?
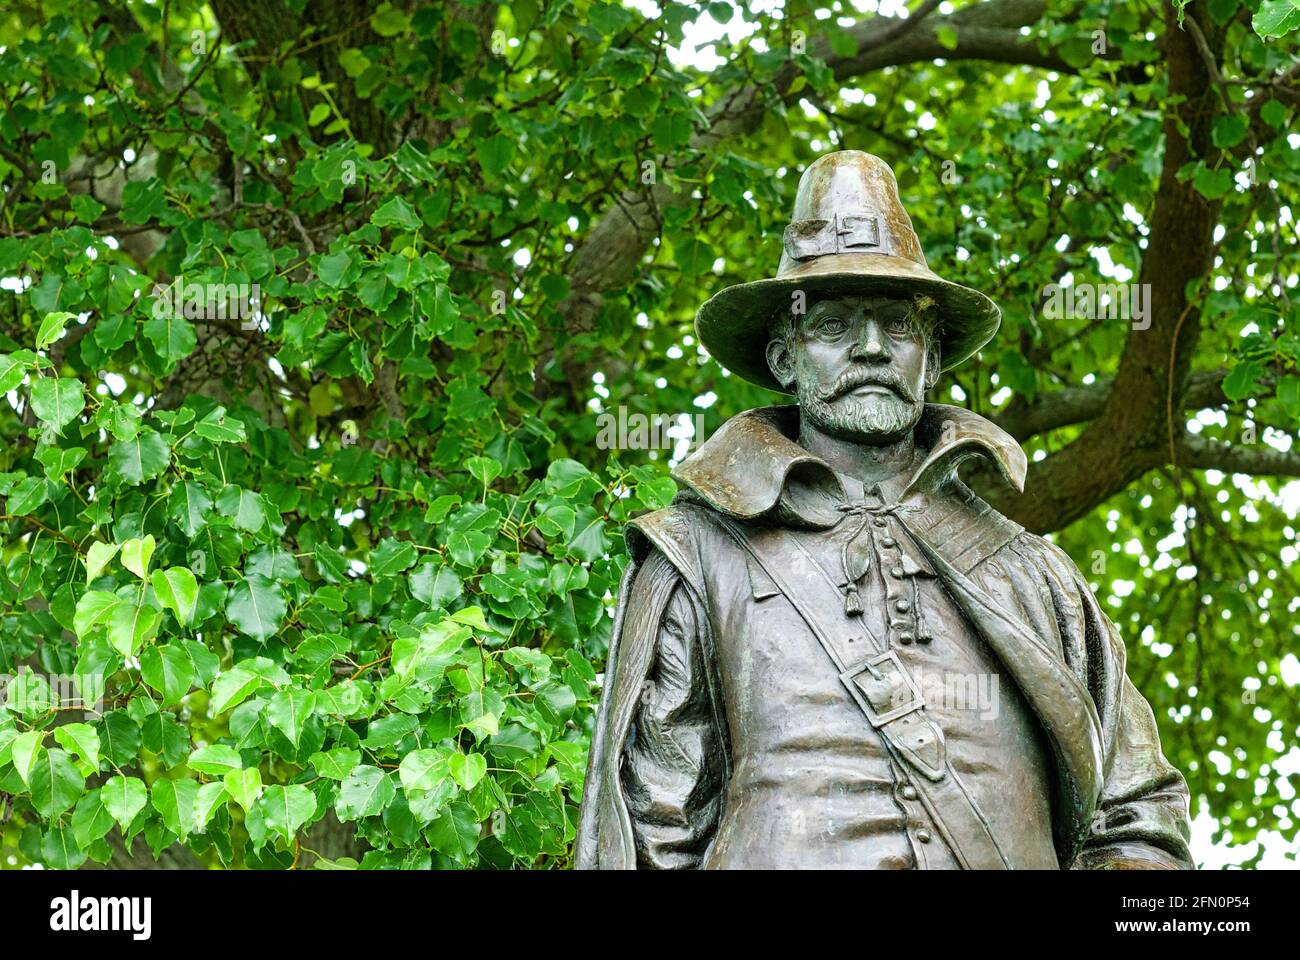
796,368,925,444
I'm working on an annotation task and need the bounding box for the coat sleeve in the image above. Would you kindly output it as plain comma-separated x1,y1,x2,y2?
618,551,726,869
1030,538,1194,869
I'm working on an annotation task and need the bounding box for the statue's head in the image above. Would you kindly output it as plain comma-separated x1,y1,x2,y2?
765,292,940,444
694,152,1000,403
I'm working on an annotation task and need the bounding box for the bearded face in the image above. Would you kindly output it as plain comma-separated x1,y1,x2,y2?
767,294,938,445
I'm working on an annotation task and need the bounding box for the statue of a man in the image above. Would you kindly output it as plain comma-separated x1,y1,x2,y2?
576,151,1192,870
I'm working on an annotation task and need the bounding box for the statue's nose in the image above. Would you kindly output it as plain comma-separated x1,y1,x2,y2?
850,320,890,362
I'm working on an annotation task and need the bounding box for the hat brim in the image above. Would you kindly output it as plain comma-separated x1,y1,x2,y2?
694,253,1002,395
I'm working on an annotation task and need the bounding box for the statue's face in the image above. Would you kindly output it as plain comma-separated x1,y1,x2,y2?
767,294,937,445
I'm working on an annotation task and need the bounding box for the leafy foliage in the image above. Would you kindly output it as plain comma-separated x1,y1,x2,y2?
0,0,1297,868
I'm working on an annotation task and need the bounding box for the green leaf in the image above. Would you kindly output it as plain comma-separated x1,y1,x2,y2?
187,744,243,776
223,767,263,812
5,476,48,515
101,774,149,831
370,2,410,36
1211,115,1249,149
121,534,156,579
935,25,959,50
120,177,165,223
209,668,262,715
72,790,116,847
193,405,247,443
30,377,84,432
52,723,101,776
0,352,31,393
36,311,76,349
1253,0,1300,39
106,602,161,657
216,485,266,532
310,747,361,780
42,824,87,869
1260,99,1288,128
97,711,141,766
29,749,84,816
392,620,469,679
151,566,199,625
317,250,356,288
1192,165,1233,200
170,482,214,537
109,429,171,484
70,193,105,223
371,196,422,230
410,562,462,607
1223,361,1262,401
141,643,196,706
1277,376,1300,417
370,537,417,577
253,784,317,845
36,443,85,481
225,575,287,642
450,606,488,630
74,590,124,638
398,747,453,793
151,777,199,838
449,751,487,790
416,284,460,338
192,781,229,832
10,730,44,785
426,800,479,861
143,314,197,366
465,456,502,488
84,541,120,583
266,688,316,747
673,237,716,277
335,765,396,820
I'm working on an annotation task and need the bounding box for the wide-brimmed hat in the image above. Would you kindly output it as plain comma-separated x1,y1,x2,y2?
695,151,1001,394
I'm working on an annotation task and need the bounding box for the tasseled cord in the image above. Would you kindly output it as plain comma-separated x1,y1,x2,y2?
837,503,872,617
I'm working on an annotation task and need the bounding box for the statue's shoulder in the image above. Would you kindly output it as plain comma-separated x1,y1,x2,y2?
625,493,725,586
902,481,1024,576
995,527,1090,585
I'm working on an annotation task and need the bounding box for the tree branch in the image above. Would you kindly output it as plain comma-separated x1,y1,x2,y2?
991,369,1237,440
1176,434,1300,478
985,3,1224,533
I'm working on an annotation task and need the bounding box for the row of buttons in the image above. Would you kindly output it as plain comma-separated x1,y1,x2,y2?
895,782,933,846
862,499,939,854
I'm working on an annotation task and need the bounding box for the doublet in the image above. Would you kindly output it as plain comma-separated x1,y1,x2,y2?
577,405,1194,871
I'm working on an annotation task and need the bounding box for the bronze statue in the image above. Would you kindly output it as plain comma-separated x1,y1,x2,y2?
576,151,1193,870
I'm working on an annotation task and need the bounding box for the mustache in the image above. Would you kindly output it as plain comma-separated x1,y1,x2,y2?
816,366,918,403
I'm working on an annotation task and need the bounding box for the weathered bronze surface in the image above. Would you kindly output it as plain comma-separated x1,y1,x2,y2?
577,151,1193,870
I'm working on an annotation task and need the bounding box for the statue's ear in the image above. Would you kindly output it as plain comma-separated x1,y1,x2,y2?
766,337,795,390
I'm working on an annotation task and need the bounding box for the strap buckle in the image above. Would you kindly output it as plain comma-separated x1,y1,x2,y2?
840,648,924,728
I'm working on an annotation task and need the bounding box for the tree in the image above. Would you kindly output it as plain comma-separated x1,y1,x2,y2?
0,0,1296,869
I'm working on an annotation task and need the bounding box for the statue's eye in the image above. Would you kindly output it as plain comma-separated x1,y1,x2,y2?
815,317,847,338
884,313,913,337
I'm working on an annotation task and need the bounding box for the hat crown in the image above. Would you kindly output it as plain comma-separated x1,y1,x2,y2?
778,150,927,276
